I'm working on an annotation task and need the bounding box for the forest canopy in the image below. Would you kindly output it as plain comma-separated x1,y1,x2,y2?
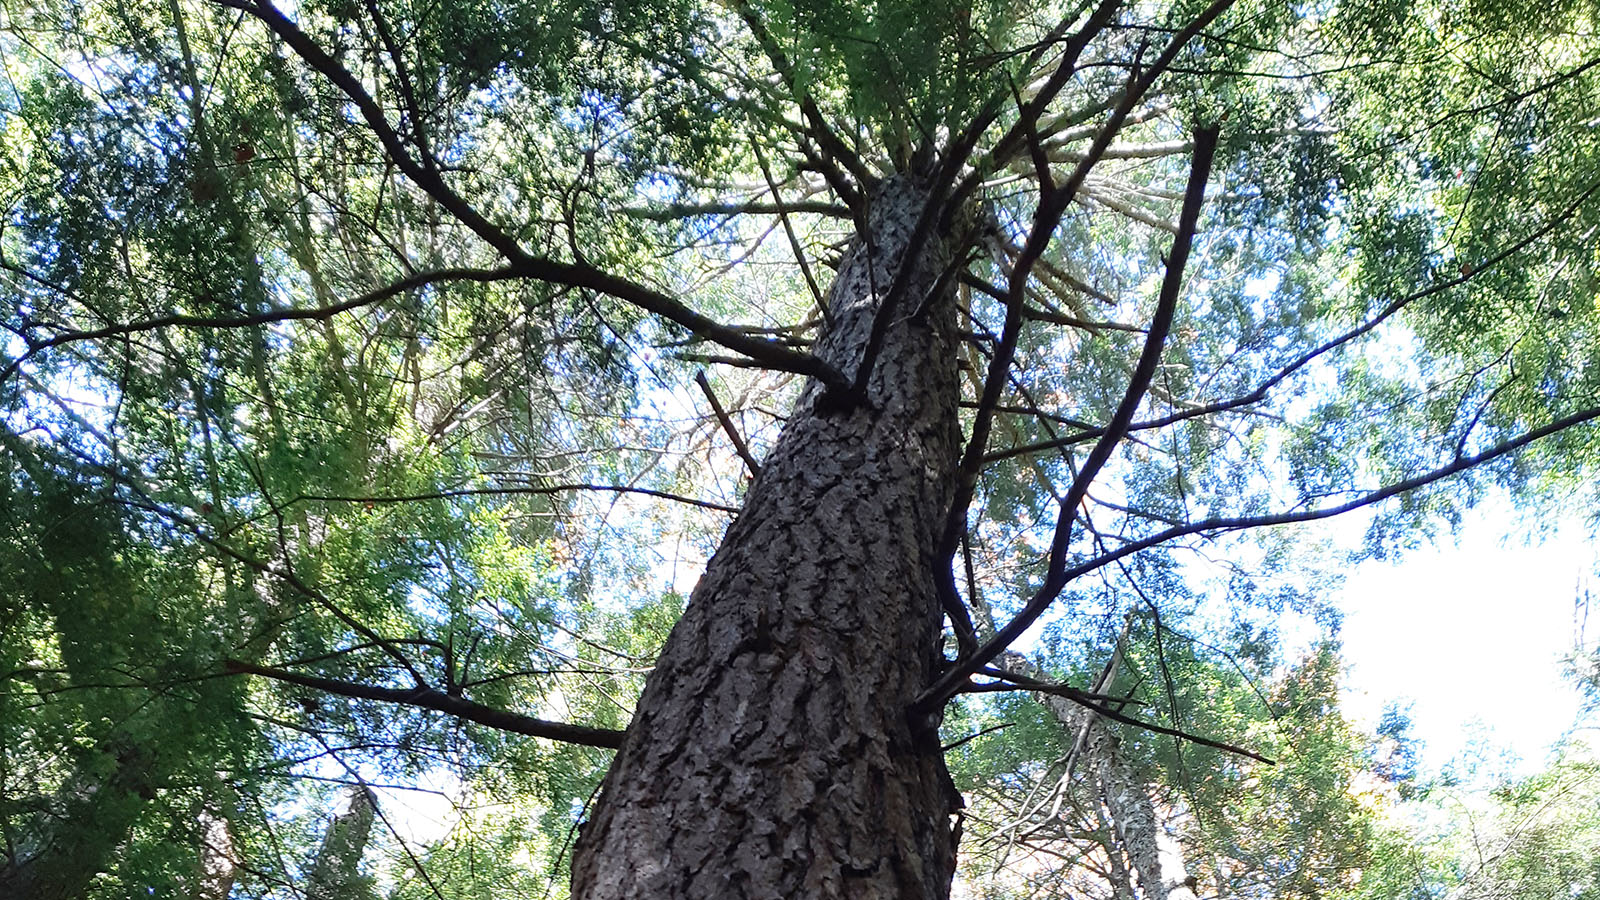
3,0,1600,896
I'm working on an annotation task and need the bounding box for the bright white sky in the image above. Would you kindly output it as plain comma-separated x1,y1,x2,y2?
1336,500,1595,775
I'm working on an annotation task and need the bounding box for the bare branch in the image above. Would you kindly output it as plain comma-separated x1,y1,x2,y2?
298,484,740,515
623,200,850,221
919,396,1600,712
986,175,1600,464
966,669,1274,764
225,660,627,749
934,6,1241,629
695,371,762,479
923,123,1221,708
213,0,851,390
2,266,520,385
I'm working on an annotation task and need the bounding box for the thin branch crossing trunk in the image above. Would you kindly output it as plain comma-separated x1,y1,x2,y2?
306,786,376,900
190,807,238,900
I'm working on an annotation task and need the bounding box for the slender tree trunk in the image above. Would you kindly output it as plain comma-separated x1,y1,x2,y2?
190,806,238,900
1086,723,1197,900
1001,653,1197,900
572,177,968,899
1092,800,1141,900
306,786,376,900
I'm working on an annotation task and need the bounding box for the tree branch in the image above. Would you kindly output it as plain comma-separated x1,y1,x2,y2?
298,483,740,514
695,371,762,479
923,123,1220,707
752,140,831,324
215,0,851,391
984,174,1600,464
623,199,850,221
2,266,520,385
967,668,1273,764
726,0,873,204
917,396,1600,713
224,660,627,749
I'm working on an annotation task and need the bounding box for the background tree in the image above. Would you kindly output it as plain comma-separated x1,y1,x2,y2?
3,0,1600,896
1341,649,1600,900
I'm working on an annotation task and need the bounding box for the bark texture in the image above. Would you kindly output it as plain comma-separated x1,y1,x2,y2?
306,786,376,900
572,177,967,899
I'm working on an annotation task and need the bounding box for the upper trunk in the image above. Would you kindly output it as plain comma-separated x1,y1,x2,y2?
190,806,238,900
572,177,968,899
306,786,376,900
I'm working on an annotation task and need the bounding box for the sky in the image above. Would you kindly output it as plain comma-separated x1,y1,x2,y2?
1336,500,1595,776
362,498,1600,854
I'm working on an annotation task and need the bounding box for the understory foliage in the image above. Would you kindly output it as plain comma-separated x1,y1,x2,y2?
2,0,1600,895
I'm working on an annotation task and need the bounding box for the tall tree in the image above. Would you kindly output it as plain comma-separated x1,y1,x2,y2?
4,0,1600,896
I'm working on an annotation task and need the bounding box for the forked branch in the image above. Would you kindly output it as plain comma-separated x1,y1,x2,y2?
211,0,851,391
921,123,1221,708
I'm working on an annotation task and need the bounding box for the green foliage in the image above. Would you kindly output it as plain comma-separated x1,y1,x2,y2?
946,620,1383,899
3,0,1600,893
1345,743,1600,900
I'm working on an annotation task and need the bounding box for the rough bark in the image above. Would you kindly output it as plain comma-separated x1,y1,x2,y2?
1092,800,1141,900
571,176,968,899
1085,722,1197,900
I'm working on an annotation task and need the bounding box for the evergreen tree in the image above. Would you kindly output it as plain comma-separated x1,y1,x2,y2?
3,0,1600,896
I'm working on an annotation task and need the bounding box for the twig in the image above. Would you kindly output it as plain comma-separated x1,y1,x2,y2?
752,140,831,325
695,370,762,479
942,722,1014,752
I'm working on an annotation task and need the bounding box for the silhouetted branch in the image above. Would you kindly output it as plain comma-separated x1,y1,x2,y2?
695,371,762,479
624,199,850,220
985,174,1600,464
2,266,519,384
918,396,1600,712
966,666,1273,764
299,484,739,514
213,0,852,391
923,122,1220,708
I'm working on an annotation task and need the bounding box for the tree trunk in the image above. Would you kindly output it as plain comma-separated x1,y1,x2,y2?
1001,653,1197,900
306,786,376,900
572,177,967,899
0,739,156,900
1085,722,1197,900
190,806,238,900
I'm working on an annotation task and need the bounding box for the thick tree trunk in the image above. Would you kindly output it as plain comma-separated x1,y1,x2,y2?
572,177,967,899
